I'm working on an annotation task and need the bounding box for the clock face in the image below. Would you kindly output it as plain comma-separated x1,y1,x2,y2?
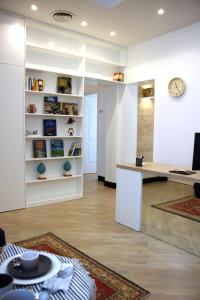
168,77,186,97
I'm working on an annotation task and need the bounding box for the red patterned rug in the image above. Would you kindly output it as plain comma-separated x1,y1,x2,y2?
152,196,200,222
15,233,150,300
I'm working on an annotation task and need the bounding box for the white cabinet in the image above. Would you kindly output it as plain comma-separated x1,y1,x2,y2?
0,64,25,212
0,13,25,66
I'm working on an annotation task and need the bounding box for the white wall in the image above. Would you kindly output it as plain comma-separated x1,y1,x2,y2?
97,83,138,183
97,89,106,178
0,12,25,211
97,86,120,182
127,22,200,167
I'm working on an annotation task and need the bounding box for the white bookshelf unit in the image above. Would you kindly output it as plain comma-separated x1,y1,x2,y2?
24,20,126,207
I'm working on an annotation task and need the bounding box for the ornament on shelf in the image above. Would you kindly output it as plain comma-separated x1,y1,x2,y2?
68,127,74,136
113,72,124,82
38,79,45,91
27,104,37,113
25,129,38,136
37,162,47,180
67,117,76,124
63,160,72,177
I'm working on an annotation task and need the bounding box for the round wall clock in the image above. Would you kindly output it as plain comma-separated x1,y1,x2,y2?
168,77,186,97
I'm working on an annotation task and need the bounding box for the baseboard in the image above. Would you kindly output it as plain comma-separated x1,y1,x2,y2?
98,176,105,182
104,181,116,189
26,194,83,208
143,176,168,184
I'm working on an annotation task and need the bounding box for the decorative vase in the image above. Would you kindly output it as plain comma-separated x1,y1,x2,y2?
37,162,47,180
63,160,72,177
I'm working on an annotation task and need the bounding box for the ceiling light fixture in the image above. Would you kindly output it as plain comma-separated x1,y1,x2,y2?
157,8,165,15
110,31,116,36
81,21,88,27
30,4,38,11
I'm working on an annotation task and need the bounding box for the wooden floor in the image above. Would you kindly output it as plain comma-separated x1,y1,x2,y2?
1,174,200,299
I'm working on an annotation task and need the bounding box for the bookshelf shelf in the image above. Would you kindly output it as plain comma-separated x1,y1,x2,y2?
26,64,84,79
27,44,84,59
25,90,83,98
86,55,125,67
26,174,82,184
141,96,154,100
26,155,83,162
25,135,82,139
25,113,83,118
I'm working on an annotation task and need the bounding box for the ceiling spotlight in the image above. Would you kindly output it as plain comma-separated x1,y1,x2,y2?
157,8,165,15
110,31,116,36
81,21,88,27
30,4,38,11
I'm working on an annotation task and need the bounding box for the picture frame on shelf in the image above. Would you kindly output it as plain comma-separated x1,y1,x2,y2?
57,77,72,94
32,140,47,158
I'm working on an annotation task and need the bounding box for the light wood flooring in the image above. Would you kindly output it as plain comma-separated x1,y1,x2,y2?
1,174,200,300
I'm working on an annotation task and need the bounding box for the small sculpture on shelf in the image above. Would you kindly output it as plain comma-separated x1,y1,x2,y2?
25,129,38,136
27,104,37,113
68,127,74,136
63,160,72,177
67,117,76,124
113,72,124,82
37,162,47,180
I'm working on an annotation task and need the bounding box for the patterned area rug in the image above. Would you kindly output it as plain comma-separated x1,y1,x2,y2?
15,233,150,300
152,196,200,222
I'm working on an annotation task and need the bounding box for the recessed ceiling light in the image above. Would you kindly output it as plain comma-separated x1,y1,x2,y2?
110,31,116,36
81,21,88,27
157,8,165,15
30,4,38,11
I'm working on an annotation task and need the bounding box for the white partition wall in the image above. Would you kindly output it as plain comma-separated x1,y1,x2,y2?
0,13,25,212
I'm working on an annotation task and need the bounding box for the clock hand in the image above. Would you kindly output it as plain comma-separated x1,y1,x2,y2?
175,82,180,93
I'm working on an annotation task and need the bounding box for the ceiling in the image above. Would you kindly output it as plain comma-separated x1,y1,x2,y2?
0,0,200,47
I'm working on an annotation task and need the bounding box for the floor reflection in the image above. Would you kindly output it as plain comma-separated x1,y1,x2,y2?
141,178,200,256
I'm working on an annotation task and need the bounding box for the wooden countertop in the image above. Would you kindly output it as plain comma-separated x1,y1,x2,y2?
116,162,200,184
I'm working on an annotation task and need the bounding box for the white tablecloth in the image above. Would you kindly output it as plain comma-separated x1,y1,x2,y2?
0,244,96,300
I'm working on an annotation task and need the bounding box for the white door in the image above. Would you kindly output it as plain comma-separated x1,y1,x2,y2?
84,94,97,173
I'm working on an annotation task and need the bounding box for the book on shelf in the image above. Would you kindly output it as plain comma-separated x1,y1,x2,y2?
26,77,44,91
72,103,78,115
32,140,47,158
50,139,64,157
68,142,82,156
59,102,73,115
57,77,71,94
44,96,59,114
43,119,57,136
59,102,78,115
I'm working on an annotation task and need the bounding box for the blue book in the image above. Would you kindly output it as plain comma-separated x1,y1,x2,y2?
50,140,64,157
43,119,57,136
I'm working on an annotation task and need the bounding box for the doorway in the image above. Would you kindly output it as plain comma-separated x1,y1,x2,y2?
83,94,97,174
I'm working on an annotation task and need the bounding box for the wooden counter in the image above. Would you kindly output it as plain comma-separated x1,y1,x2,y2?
117,162,200,184
115,162,200,231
